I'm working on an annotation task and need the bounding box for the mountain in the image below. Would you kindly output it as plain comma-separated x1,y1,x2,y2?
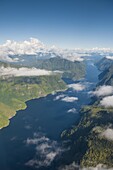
61,105,113,168
98,64,113,86
0,56,86,80
0,75,66,129
0,44,86,129
0,55,86,129
32,57,85,80
96,56,113,85
0,38,88,84
96,57,113,71
61,60,113,169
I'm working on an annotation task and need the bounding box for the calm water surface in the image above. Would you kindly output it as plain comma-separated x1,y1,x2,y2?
0,60,100,170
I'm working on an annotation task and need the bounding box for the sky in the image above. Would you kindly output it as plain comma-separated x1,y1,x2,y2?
0,0,113,48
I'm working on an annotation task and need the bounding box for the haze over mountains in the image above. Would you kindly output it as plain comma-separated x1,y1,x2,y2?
0,37,113,81
0,38,113,64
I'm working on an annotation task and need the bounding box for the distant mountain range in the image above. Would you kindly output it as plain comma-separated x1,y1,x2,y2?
0,55,86,81
0,38,113,63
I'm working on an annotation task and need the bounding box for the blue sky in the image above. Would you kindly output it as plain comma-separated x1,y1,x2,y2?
0,0,113,48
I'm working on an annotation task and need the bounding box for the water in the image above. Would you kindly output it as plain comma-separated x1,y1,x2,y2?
0,60,100,170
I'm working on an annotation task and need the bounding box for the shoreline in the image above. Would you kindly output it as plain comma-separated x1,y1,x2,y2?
0,87,68,130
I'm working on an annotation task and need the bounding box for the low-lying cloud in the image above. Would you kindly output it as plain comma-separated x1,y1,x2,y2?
59,162,113,170
91,86,113,97
54,94,78,102
100,95,113,108
61,96,78,102
1,38,113,64
62,54,84,62
106,56,113,60
0,66,53,77
0,38,96,63
0,38,44,61
67,108,77,114
25,132,65,168
68,83,86,91
58,162,79,170
54,94,66,101
101,128,113,141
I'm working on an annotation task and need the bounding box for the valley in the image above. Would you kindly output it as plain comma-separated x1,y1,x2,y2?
61,57,113,169
0,51,113,169
0,56,101,170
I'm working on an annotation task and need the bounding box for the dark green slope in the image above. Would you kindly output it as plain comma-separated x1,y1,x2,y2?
61,62,113,168
61,106,113,168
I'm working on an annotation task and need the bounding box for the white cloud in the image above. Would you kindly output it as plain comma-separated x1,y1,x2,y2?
106,56,113,60
54,94,78,102
81,166,113,170
67,108,77,114
58,162,79,170
0,66,53,77
101,128,113,141
1,38,113,63
59,163,113,170
24,125,32,130
61,96,78,102
100,95,113,108
54,94,66,101
26,136,49,145
0,38,44,57
68,83,86,91
92,86,113,97
0,38,84,62
62,53,84,62
25,132,65,168
1,37,109,63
